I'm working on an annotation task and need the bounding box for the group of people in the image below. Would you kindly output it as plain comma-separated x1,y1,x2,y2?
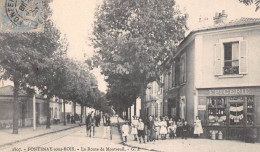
85,111,111,138
66,113,80,124
121,115,203,143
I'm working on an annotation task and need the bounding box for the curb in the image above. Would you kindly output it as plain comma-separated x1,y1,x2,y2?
0,124,80,148
116,118,158,152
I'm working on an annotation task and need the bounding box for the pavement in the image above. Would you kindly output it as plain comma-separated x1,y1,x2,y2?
0,122,80,147
117,118,260,152
0,118,150,152
1,117,259,152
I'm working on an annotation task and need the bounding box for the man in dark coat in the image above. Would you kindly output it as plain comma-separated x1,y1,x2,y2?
85,113,91,136
66,113,70,123
147,115,155,143
89,112,96,137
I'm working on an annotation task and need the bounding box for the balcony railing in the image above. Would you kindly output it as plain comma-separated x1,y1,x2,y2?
223,66,239,74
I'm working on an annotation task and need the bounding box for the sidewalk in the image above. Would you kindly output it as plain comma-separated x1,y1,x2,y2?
116,118,260,152
0,123,80,147
124,137,260,152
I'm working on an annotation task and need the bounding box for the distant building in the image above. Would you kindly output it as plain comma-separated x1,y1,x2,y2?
0,85,62,129
144,81,163,119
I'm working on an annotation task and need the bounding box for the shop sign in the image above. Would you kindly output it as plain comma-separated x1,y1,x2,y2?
198,105,206,111
209,88,250,96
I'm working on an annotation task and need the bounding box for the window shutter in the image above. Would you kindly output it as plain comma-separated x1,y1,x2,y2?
184,53,187,82
239,41,248,74
214,43,222,75
172,65,175,87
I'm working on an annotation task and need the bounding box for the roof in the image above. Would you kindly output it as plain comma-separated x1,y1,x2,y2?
177,17,260,53
0,85,26,96
192,17,260,33
0,85,42,98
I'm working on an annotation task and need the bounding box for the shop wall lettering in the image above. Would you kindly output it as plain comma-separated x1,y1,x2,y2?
209,89,250,96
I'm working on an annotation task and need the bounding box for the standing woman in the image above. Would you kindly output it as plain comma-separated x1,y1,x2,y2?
193,116,203,138
160,117,167,140
131,115,138,141
122,122,129,142
154,117,161,140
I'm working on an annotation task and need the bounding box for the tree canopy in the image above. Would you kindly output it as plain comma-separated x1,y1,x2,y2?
91,0,187,116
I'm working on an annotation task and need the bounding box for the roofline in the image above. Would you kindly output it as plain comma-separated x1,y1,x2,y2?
176,21,260,57
0,85,13,89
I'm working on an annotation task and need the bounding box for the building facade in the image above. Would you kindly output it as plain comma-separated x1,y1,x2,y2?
0,85,62,129
144,81,163,118
163,13,260,141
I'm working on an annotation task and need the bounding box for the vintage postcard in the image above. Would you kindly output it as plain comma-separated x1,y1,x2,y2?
0,0,259,152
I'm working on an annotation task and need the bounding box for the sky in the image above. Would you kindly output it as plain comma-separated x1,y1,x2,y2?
50,0,259,93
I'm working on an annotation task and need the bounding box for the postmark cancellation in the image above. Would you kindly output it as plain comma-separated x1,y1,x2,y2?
0,0,44,33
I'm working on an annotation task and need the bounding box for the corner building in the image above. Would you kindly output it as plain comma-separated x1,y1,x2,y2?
166,16,260,141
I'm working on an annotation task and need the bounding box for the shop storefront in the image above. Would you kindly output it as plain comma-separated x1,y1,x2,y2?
197,87,260,141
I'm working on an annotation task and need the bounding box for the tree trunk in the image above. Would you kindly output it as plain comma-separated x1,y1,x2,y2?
80,104,84,123
73,102,76,116
63,100,66,126
13,77,20,134
46,97,51,129
129,106,132,124
140,84,146,121
125,107,128,120
134,100,137,116
84,105,86,123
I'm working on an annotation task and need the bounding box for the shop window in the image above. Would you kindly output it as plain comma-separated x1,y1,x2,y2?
207,97,227,126
229,102,244,126
223,42,239,74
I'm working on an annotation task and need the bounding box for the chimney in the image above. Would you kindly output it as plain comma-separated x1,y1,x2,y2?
213,10,228,24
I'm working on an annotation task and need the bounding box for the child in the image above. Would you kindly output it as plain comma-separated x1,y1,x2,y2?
154,117,161,140
160,117,167,140
182,120,190,140
131,116,138,141
122,122,129,142
168,121,177,139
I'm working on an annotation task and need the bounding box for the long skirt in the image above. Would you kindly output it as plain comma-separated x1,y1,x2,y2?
160,126,167,134
155,127,160,136
194,125,203,135
131,127,137,135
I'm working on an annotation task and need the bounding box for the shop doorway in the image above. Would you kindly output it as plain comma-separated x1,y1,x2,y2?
228,97,245,140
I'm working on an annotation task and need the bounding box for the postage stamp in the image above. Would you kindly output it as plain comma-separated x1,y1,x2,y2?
0,0,44,33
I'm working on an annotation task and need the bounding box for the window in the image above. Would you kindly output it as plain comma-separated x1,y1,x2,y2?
179,53,186,83
214,38,247,76
168,69,172,89
172,64,176,87
160,75,164,83
207,97,227,126
223,42,239,74
165,73,168,91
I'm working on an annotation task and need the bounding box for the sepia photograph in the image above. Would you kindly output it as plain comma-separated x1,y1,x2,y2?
0,0,259,152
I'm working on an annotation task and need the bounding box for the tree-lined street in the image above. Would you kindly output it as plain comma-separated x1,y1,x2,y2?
0,0,260,152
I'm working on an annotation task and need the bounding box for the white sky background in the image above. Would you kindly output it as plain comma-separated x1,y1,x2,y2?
50,0,259,93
